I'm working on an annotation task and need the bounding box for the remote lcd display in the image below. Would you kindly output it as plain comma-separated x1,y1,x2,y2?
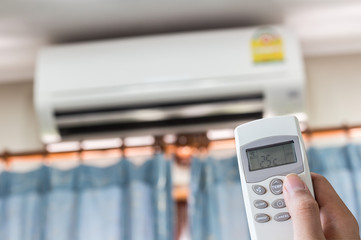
246,141,297,171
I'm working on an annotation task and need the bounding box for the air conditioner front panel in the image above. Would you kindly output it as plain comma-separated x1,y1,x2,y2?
35,26,306,143
49,73,293,111
36,27,303,93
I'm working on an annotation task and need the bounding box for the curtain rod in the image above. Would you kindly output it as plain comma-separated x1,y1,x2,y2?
304,124,361,137
0,144,162,160
0,133,212,159
2,124,361,159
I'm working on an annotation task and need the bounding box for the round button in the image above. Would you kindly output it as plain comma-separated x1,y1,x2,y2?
271,199,286,209
254,200,268,209
270,178,283,195
252,185,266,195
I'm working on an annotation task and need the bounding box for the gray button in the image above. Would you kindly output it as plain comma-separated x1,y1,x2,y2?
252,185,266,195
270,178,283,195
254,213,271,223
272,199,286,209
254,200,268,209
274,212,291,222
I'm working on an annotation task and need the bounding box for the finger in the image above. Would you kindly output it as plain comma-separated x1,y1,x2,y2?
283,174,325,240
311,173,360,239
311,172,349,212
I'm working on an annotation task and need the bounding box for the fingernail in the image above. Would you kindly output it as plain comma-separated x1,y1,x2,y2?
284,174,306,193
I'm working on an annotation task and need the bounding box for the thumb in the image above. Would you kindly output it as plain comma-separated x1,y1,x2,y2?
283,174,325,240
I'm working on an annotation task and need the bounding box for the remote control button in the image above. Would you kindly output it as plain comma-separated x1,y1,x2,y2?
252,185,266,195
270,178,283,195
254,200,268,209
274,212,291,222
272,199,286,209
254,213,270,223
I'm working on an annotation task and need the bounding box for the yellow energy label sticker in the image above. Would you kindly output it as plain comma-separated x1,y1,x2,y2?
251,28,284,63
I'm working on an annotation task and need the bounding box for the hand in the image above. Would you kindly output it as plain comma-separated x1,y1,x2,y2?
283,173,360,240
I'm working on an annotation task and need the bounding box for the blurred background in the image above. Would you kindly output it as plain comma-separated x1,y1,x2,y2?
1,0,361,240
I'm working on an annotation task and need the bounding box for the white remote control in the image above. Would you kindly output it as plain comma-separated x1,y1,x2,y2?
234,116,314,240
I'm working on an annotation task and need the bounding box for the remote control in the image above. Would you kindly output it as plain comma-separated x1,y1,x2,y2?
234,116,314,240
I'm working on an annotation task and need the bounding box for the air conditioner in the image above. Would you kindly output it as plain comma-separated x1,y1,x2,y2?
35,26,306,144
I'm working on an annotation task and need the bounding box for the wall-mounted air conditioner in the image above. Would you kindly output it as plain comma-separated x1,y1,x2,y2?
35,26,305,143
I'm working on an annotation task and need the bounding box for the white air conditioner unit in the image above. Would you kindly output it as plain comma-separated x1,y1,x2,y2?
35,26,306,144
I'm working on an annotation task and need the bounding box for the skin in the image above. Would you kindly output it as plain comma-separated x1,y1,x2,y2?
283,173,360,240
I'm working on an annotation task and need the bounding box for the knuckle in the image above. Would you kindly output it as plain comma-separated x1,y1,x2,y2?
315,173,325,180
316,174,328,183
313,173,329,186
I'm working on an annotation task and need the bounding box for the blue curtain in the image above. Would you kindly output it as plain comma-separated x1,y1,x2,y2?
189,155,250,240
189,144,361,239
0,154,173,240
307,145,360,226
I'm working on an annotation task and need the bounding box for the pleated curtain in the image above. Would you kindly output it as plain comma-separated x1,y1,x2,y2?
0,154,173,240
189,155,250,240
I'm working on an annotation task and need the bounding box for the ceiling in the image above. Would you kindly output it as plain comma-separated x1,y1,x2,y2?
1,0,361,83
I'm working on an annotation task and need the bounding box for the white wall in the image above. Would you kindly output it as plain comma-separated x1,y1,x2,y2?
1,54,361,152
305,54,361,129
0,82,43,152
